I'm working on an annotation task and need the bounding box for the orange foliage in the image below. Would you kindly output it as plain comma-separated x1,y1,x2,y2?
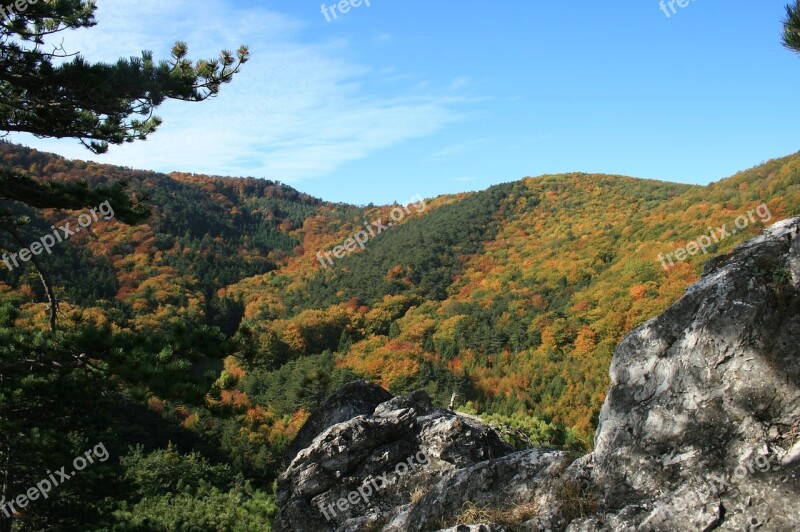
629,285,648,301
573,326,597,357
224,356,246,381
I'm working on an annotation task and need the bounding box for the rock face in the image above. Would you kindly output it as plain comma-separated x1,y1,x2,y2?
281,380,393,468
572,216,800,531
272,385,551,531
275,217,800,531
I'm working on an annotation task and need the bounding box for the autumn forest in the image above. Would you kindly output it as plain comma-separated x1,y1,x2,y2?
1,138,798,528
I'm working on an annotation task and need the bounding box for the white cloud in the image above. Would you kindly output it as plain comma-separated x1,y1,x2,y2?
430,138,490,159
9,0,467,182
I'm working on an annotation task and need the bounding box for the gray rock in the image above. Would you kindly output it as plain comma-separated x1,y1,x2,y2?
282,380,393,468
383,447,574,532
575,217,800,531
435,526,512,532
272,388,515,531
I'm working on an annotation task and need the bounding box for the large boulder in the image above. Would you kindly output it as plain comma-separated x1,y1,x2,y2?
272,388,534,531
281,380,393,467
571,216,800,530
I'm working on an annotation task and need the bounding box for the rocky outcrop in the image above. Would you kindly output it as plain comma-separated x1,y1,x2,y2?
281,380,393,468
272,386,537,531
275,217,800,531
570,216,800,531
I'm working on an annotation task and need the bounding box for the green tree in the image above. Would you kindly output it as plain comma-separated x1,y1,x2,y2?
0,328,119,531
0,5,249,528
0,1,248,154
0,0,248,332
112,444,276,530
785,2,800,52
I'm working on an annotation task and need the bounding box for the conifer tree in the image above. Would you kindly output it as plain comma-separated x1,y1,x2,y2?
0,10,249,524
783,1,800,53
0,0,248,332
0,0,249,154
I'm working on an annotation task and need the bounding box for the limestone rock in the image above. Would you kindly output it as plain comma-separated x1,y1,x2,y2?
272,388,516,531
573,217,800,530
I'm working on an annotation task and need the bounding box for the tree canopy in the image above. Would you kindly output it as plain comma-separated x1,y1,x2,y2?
0,0,249,154
0,9,252,529
0,0,248,333
784,1,800,53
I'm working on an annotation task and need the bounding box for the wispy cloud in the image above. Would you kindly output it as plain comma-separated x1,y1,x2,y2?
430,138,489,159
10,0,468,183
448,77,470,91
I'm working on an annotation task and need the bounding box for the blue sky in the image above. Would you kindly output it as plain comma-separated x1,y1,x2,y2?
9,0,800,205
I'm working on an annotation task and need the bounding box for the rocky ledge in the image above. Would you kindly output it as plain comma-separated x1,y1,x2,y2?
275,217,800,531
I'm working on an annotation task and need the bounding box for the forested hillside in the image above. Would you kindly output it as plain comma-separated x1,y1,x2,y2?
1,140,799,528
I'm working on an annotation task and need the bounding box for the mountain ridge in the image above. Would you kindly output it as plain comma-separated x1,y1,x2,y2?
1,140,799,484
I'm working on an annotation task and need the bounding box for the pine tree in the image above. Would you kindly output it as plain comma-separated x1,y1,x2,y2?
0,6,252,529
0,1,249,154
784,1,800,53
0,1,248,332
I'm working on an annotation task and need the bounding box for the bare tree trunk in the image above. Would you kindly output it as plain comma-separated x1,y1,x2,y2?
6,228,58,334
31,253,58,335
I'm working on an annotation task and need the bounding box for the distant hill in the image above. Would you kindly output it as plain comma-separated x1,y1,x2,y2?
2,139,799,457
